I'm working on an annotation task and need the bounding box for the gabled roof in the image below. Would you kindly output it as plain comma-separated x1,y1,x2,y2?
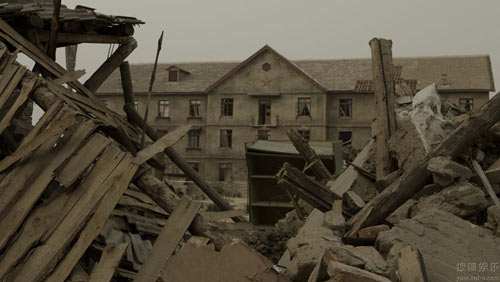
205,45,327,93
97,47,495,94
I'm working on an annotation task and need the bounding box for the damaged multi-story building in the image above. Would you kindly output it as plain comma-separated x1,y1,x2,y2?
97,45,495,183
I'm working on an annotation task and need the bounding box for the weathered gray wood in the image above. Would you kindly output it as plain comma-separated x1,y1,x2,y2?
118,195,168,216
47,0,61,60
0,66,27,110
370,38,397,180
472,160,500,208
0,111,76,173
0,119,95,253
133,124,192,165
120,61,135,105
84,40,137,93
52,69,85,84
56,133,111,187
15,151,137,282
287,129,332,180
347,91,500,231
134,198,202,282
65,45,77,72
123,103,242,221
0,76,37,135
398,245,428,282
39,31,133,45
0,62,19,94
89,243,128,282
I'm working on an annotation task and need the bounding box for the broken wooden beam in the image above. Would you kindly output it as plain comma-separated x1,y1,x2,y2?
370,38,397,180
134,198,201,282
287,129,332,181
120,61,135,105
347,90,500,233
47,0,61,60
65,45,77,72
123,103,243,222
84,39,137,93
277,162,340,212
89,243,128,282
472,160,500,208
38,31,134,45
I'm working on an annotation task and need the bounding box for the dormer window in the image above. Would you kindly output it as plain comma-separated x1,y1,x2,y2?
168,69,179,82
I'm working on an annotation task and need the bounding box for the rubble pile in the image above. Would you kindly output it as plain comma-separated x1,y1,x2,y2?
275,80,500,282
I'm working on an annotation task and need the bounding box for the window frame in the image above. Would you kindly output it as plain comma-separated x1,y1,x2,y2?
220,129,233,148
297,97,311,117
221,98,234,117
158,100,170,118
339,98,353,119
218,163,232,181
168,69,179,82
189,99,202,118
459,98,474,112
187,129,201,149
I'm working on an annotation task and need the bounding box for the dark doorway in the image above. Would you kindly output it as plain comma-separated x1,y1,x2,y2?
258,100,271,125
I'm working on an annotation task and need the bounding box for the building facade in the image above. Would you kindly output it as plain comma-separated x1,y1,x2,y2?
97,45,495,183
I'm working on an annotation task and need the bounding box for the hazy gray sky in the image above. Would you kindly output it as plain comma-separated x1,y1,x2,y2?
58,0,499,93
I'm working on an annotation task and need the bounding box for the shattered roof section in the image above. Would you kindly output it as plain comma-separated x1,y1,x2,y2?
1,0,144,25
97,54,495,94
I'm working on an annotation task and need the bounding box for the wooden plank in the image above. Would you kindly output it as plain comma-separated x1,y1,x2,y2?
19,99,63,147
89,243,128,282
45,154,138,282
133,124,192,165
52,69,85,84
65,45,77,72
133,198,202,282
12,151,136,282
120,61,135,105
118,195,168,216
0,66,27,110
0,62,19,94
472,160,500,208
370,38,397,180
0,111,76,173
46,0,61,59
0,76,37,135
84,40,137,93
0,119,95,253
287,129,332,180
56,133,111,187
38,31,133,45
397,245,428,282
129,232,151,264
201,209,247,221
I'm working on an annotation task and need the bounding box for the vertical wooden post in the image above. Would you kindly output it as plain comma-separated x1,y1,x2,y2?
119,61,135,105
47,0,62,60
370,38,397,181
65,45,77,72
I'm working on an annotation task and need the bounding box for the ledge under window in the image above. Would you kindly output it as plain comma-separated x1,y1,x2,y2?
187,116,202,120
156,116,171,120
186,147,201,151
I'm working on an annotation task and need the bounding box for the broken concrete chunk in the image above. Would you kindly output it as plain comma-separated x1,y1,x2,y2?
410,181,488,218
376,210,500,282
327,166,377,202
326,245,388,277
386,199,417,225
327,261,391,282
357,225,390,240
343,190,366,214
276,210,304,235
396,96,412,106
427,156,472,186
285,227,342,282
487,205,500,231
323,211,345,235
397,245,428,282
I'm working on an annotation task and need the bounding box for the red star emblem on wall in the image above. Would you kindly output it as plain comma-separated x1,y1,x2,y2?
261,76,272,87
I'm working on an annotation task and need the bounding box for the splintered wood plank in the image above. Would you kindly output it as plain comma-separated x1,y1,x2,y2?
52,69,85,85
0,119,95,252
89,243,128,282
118,195,168,216
11,149,133,282
46,154,138,282
0,62,19,94
133,124,192,165
56,133,111,187
0,66,27,110
134,198,202,282
20,99,63,147
0,111,76,173
0,76,37,135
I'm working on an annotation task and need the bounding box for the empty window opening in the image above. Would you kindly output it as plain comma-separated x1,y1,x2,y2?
219,163,232,181
158,100,170,118
339,98,352,118
189,99,201,117
220,129,232,148
221,98,233,116
298,98,311,116
188,129,201,148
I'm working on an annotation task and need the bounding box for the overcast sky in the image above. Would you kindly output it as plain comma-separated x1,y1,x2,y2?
56,0,499,93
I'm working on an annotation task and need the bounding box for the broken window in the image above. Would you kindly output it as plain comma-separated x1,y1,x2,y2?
297,130,310,142
339,98,352,118
297,98,311,116
188,162,199,172
257,130,270,140
189,99,201,117
339,131,352,143
158,100,170,118
134,100,139,111
220,129,232,148
221,98,233,116
168,69,179,82
219,163,232,181
459,98,474,112
188,129,201,148
258,100,271,125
